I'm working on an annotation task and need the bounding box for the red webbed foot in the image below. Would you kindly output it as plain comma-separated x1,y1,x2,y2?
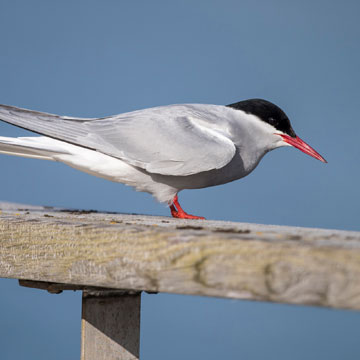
169,195,205,220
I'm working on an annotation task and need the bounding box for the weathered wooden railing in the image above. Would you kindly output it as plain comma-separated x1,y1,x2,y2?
1,201,360,359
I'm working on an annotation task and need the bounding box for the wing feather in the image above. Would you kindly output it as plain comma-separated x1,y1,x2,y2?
0,104,236,176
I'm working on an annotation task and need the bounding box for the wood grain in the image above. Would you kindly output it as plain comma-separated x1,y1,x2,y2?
81,292,140,360
1,201,360,310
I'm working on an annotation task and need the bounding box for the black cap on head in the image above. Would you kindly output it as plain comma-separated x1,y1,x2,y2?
227,99,296,138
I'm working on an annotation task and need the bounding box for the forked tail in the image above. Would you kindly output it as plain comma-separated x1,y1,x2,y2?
0,136,70,160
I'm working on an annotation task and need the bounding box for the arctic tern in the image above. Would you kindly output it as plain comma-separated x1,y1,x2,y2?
0,99,326,219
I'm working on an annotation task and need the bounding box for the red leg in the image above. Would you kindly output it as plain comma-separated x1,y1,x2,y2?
169,195,205,220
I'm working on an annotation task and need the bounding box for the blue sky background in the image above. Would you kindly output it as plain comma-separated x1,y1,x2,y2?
0,0,359,359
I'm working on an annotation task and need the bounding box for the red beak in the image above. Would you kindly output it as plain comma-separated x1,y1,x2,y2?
278,134,327,163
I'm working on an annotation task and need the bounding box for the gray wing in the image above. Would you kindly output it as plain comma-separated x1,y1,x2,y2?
0,104,95,146
0,104,236,176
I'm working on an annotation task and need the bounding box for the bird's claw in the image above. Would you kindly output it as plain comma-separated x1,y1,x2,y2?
170,202,205,220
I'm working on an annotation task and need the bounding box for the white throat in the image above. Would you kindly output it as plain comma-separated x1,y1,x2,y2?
227,108,287,172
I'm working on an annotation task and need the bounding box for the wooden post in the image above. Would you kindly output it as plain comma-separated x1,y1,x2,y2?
81,290,141,360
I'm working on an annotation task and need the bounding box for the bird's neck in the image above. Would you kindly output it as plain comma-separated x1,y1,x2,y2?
230,112,280,173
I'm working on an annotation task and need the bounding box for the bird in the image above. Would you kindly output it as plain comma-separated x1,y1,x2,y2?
0,99,326,219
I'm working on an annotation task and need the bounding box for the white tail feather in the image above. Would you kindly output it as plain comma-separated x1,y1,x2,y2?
0,136,70,161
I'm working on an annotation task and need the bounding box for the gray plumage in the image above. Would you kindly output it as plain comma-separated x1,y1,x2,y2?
0,102,294,207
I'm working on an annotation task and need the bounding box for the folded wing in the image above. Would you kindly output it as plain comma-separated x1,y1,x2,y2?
0,104,236,176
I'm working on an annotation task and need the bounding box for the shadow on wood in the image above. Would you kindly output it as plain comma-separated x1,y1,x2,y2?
81,291,141,360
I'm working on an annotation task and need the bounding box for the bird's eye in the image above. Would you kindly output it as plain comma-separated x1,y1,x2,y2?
268,117,277,126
